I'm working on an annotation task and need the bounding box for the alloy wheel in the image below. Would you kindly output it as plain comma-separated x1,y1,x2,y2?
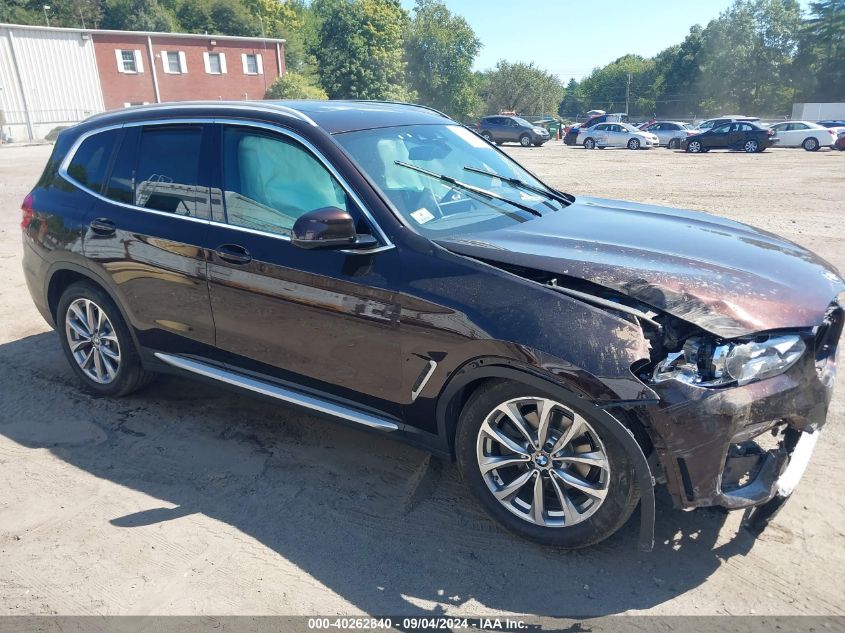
628,138,640,150
804,138,818,151
476,397,610,527
64,298,122,384
688,140,701,153
744,140,758,153
520,135,531,147
584,138,595,149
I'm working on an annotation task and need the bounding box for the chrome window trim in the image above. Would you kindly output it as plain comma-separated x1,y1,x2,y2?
57,116,394,252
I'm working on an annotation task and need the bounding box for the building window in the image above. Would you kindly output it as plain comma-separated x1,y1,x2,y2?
242,53,263,75
163,51,187,74
116,49,143,73
203,52,227,74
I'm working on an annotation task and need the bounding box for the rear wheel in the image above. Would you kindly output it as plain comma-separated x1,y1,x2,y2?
455,380,639,548
481,131,493,143
802,137,819,151
583,138,596,150
519,134,531,147
744,139,759,153
57,281,153,397
627,138,640,150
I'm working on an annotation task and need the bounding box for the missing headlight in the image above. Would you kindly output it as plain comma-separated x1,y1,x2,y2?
652,334,806,387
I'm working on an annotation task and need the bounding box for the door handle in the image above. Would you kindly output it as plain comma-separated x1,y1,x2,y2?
215,244,252,265
89,218,116,236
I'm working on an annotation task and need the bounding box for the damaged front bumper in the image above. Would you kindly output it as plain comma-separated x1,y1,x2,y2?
640,304,842,527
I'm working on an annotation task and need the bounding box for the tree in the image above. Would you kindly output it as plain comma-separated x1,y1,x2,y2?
477,61,563,116
697,0,801,114
265,72,329,100
577,54,658,117
405,0,481,119
310,0,409,100
1,0,104,28
558,79,584,118
102,0,178,31
651,26,704,117
795,0,845,101
170,0,258,36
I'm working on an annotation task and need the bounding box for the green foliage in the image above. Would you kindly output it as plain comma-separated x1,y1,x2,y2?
102,0,178,31
1,0,104,28
558,79,584,118
405,0,481,120
477,61,563,116
265,72,328,100
795,0,845,101
578,54,658,116
309,0,408,100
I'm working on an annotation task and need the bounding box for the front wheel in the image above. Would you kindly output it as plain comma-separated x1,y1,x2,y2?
627,138,640,150
803,137,819,151
686,140,702,153
744,139,759,153
455,380,639,548
519,134,531,147
57,281,153,397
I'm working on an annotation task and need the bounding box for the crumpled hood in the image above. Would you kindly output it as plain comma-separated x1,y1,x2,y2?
437,196,845,338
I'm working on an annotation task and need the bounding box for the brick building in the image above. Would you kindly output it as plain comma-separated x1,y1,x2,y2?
0,23,285,141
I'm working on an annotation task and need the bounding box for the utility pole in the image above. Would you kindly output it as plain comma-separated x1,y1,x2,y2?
43,4,51,27
625,73,632,116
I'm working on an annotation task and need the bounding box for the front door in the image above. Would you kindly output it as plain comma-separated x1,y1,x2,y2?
705,123,731,149
83,122,216,354
204,123,403,416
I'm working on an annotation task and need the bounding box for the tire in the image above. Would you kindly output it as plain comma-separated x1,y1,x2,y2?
668,138,679,150
57,280,153,397
481,131,493,143
743,139,759,153
455,380,639,548
627,138,640,150
519,134,531,147
686,140,702,153
533,142,544,147
583,138,596,150
802,137,819,152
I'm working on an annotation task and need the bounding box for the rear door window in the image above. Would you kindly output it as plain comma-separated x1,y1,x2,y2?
134,125,210,218
66,129,121,194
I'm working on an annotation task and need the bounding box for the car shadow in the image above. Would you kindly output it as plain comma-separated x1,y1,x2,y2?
0,332,758,616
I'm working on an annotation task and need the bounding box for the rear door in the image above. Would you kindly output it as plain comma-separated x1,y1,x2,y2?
81,122,216,354
204,122,403,415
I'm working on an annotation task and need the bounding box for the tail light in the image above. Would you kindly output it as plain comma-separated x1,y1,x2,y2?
21,193,34,230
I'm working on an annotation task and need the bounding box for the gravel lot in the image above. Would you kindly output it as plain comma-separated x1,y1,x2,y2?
0,141,843,617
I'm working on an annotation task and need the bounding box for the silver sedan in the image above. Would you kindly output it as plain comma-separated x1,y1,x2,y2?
578,122,659,149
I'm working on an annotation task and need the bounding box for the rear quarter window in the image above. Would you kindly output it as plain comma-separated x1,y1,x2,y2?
66,129,121,193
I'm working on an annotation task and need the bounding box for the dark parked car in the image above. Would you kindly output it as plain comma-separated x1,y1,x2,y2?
478,115,550,146
836,131,845,151
22,101,844,549
563,125,581,146
817,120,845,129
682,121,777,153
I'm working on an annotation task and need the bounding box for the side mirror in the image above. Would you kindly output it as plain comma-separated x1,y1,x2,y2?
291,207,378,251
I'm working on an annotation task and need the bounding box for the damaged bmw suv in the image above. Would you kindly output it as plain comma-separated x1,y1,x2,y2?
22,101,844,549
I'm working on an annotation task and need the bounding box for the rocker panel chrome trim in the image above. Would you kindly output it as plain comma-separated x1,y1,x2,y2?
154,352,399,431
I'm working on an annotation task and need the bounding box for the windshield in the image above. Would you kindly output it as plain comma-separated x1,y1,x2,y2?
512,117,534,127
335,124,567,238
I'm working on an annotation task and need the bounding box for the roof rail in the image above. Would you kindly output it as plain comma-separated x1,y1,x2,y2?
347,100,452,121
79,101,318,127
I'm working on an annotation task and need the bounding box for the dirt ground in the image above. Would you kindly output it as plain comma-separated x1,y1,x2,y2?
0,142,843,617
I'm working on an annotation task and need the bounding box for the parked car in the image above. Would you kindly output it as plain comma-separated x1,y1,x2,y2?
769,121,839,151
682,121,776,153
22,101,844,549
478,115,550,146
579,122,660,149
640,121,696,149
836,131,845,151
817,120,845,129
696,115,760,132
563,125,581,146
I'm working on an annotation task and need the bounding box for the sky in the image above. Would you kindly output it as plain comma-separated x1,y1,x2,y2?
398,0,804,83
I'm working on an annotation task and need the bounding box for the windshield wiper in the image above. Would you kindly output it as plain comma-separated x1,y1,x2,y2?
394,160,542,218
463,165,572,207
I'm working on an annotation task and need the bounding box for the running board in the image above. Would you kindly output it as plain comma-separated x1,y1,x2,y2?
154,352,399,432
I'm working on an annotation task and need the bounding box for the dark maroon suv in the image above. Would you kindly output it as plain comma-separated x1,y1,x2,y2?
21,100,844,549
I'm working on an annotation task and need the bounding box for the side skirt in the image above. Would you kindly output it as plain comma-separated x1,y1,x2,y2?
154,352,399,432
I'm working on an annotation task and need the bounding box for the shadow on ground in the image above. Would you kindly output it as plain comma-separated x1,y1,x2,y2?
0,332,757,616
